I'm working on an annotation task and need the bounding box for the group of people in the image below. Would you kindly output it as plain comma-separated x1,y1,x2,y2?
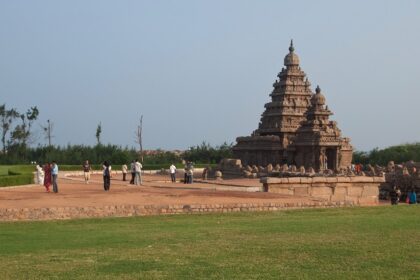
124,159,143,185
389,186,417,205
35,161,59,193
183,161,194,184
35,159,197,193
82,159,144,191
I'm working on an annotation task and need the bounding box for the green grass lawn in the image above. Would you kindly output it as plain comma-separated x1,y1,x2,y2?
0,206,419,279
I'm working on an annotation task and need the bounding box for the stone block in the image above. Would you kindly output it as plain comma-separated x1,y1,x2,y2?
288,177,301,184
333,186,347,195
362,185,379,197
351,176,374,183
294,187,309,196
300,177,311,184
326,177,338,183
312,177,327,183
358,196,378,205
336,183,352,188
312,183,328,188
336,177,351,183
373,176,386,183
268,186,293,195
344,196,358,203
331,193,346,202
314,194,331,201
348,186,363,197
311,186,333,196
260,177,287,184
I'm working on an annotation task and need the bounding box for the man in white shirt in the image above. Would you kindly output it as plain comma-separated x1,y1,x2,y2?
169,164,176,183
122,164,128,181
134,159,143,185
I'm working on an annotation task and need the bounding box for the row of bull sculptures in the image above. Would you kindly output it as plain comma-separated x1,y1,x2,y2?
208,159,419,198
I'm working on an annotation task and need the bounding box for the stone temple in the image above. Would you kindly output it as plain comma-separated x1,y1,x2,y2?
233,41,353,172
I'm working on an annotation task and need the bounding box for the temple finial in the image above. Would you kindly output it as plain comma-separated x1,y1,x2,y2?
289,39,294,52
316,85,321,94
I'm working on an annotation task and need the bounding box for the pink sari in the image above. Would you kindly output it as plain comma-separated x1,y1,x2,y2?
43,164,52,191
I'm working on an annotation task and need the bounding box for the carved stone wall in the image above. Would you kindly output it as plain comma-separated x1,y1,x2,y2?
261,176,385,205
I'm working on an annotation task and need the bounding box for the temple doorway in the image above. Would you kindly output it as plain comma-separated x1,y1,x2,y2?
326,148,337,170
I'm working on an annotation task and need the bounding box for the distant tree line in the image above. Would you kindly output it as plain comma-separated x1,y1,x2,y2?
1,103,235,166
353,143,420,166
182,142,234,164
0,142,234,165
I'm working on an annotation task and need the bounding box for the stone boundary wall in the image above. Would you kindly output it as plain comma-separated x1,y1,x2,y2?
0,201,355,222
261,176,385,205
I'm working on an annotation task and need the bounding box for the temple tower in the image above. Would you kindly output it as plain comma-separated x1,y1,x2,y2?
233,41,353,170
233,41,313,165
287,86,352,171
257,40,313,146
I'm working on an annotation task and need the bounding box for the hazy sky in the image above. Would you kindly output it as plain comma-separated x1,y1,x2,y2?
1,0,419,151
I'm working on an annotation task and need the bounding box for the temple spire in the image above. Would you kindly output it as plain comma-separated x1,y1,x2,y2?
289,39,294,52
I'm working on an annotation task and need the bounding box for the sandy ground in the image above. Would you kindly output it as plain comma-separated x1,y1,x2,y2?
0,174,320,209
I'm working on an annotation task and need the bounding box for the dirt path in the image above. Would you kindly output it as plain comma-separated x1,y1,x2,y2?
0,174,320,210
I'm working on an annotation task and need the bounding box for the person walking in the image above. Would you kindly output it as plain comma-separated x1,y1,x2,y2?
103,161,111,191
169,164,176,183
122,164,128,181
43,162,51,192
134,159,143,185
130,160,135,184
82,160,91,184
51,161,59,193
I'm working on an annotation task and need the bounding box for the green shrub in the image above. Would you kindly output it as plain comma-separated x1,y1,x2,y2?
0,165,34,187
7,170,21,176
0,174,33,187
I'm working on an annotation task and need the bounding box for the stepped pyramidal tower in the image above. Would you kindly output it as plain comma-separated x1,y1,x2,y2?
233,41,353,171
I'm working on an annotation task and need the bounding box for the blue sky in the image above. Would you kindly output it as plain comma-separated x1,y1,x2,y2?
1,0,419,151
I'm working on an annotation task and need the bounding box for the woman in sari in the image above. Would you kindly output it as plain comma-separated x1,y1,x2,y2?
43,162,52,192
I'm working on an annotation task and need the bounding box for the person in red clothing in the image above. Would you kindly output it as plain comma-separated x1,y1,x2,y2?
43,162,52,192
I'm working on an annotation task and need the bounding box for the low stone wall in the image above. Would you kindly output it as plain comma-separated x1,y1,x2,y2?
260,176,385,205
0,201,355,221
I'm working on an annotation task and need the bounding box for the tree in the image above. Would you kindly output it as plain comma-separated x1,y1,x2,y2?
10,106,39,147
0,104,20,153
41,119,54,146
134,115,144,163
95,122,102,145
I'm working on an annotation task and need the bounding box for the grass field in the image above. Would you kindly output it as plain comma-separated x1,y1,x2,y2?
0,206,419,279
